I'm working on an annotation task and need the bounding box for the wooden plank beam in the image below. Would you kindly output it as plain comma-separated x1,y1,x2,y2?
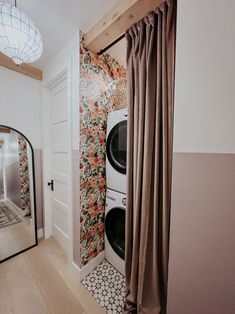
0,52,42,81
0,127,11,133
85,0,163,53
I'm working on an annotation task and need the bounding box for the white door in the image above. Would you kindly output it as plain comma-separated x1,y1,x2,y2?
49,77,70,253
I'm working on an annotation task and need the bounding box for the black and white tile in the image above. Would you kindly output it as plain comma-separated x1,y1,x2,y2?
82,260,126,313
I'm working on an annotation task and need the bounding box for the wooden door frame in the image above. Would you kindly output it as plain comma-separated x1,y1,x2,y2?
42,64,73,263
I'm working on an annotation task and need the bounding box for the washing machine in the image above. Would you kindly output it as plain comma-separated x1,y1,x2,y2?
105,188,126,275
106,108,127,194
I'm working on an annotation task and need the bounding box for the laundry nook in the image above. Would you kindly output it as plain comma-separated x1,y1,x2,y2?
79,37,128,309
0,1,234,314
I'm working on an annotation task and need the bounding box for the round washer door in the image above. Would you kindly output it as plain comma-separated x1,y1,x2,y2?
106,120,127,174
105,207,125,260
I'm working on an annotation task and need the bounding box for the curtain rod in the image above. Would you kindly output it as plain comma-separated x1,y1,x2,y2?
97,33,125,55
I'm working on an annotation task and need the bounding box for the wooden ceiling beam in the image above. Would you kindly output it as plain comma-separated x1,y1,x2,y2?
0,127,11,134
85,0,163,53
0,52,42,81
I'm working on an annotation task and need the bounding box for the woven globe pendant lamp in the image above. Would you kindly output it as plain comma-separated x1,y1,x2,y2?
0,1,43,65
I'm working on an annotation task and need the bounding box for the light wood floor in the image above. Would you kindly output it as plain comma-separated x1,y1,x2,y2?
0,237,106,314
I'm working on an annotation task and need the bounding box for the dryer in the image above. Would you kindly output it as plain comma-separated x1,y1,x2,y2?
105,188,126,275
106,108,127,194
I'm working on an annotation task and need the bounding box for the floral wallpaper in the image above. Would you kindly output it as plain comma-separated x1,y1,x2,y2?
18,135,31,216
80,34,127,267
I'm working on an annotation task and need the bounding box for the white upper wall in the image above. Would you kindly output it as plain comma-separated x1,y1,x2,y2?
0,68,42,149
173,0,235,153
1,131,19,167
43,32,79,84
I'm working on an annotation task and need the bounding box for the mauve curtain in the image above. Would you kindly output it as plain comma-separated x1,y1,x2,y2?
124,1,177,313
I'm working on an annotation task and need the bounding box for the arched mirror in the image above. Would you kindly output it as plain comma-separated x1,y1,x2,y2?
0,126,37,262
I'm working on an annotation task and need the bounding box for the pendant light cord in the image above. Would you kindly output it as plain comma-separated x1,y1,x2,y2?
15,0,17,8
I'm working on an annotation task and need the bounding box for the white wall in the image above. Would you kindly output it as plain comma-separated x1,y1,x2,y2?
0,67,43,229
1,130,21,208
0,147,2,170
173,0,235,153
0,68,42,149
1,131,19,167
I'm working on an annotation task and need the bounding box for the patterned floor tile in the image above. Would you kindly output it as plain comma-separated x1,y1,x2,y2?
82,260,126,313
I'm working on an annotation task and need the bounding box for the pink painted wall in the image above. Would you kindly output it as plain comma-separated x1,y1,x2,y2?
167,153,235,314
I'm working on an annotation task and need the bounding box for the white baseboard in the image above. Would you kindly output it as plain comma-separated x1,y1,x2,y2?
71,250,105,282
37,228,44,239
80,251,105,280
71,261,81,281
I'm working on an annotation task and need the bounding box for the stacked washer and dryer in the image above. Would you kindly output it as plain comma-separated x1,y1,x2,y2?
105,108,127,276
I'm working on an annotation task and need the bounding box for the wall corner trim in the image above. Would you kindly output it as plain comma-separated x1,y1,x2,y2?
71,251,105,282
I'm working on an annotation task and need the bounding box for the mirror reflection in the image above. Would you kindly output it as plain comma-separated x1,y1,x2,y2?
0,126,37,262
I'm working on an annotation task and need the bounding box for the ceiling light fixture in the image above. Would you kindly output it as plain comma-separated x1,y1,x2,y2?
0,1,43,65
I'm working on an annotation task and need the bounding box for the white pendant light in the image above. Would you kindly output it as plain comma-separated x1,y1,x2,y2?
0,1,43,65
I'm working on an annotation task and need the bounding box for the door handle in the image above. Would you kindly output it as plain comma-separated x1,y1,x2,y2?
48,179,54,191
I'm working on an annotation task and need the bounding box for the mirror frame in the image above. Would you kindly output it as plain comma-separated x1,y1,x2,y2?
0,125,38,263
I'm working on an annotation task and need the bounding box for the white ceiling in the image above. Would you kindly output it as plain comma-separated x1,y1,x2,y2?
4,0,118,68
